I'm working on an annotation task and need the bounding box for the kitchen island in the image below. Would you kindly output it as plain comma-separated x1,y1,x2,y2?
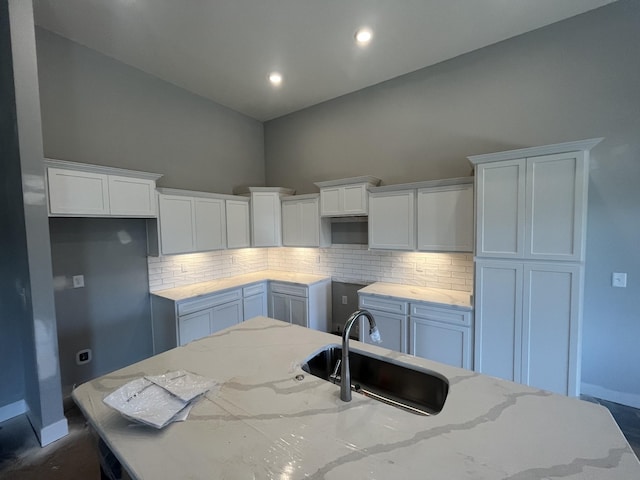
72,317,639,479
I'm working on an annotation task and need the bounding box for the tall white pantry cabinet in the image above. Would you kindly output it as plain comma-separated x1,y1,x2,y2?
469,138,602,397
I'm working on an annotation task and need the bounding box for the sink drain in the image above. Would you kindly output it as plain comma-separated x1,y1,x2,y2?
294,374,305,381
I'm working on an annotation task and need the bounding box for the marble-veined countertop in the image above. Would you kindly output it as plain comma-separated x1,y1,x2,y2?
358,281,473,310
73,317,639,479
152,270,331,302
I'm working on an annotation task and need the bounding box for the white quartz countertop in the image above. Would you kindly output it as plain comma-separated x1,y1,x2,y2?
152,270,331,302
73,317,639,479
359,281,473,310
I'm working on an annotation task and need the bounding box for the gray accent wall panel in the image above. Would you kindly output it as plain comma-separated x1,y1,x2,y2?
49,218,153,389
265,1,640,403
34,28,265,194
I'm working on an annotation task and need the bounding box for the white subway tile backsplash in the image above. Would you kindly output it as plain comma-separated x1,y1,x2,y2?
148,244,473,293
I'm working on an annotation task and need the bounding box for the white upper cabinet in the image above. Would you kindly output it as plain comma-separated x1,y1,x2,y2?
158,194,196,255
45,159,161,217
226,198,251,249
314,176,381,217
417,182,474,252
108,175,157,217
194,198,226,252
368,190,416,250
157,188,243,255
234,187,295,247
525,152,587,261
281,194,330,247
470,138,600,261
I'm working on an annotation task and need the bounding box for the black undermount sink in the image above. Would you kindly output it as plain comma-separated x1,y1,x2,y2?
302,344,449,415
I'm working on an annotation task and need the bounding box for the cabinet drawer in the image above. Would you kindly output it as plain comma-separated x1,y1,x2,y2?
243,282,266,297
410,303,471,327
270,282,308,297
178,289,242,316
359,294,408,315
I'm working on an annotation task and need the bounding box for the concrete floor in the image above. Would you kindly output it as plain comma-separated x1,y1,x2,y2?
1,396,638,479
0,398,100,479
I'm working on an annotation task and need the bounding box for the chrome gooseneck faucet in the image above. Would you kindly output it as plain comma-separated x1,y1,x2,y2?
341,309,381,402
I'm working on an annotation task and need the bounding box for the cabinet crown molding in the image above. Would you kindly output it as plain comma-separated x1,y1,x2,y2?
233,186,295,195
43,158,163,181
467,138,603,165
157,187,246,201
314,176,381,189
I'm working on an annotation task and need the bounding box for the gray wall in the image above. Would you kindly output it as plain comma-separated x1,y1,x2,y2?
49,218,153,389
4,0,67,444
34,28,265,194
0,0,27,413
265,1,640,404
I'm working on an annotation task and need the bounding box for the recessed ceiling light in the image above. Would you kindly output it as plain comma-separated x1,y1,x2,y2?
268,72,283,87
355,28,373,46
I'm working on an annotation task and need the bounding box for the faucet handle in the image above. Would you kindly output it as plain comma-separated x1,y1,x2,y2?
369,326,382,344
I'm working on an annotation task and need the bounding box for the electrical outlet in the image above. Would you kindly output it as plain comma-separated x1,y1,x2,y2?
181,264,188,272
72,275,84,288
612,272,627,288
76,349,92,365
341,296,348,305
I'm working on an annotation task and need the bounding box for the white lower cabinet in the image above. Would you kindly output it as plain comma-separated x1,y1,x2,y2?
358,295,408,352
268,280,330,331
358,293,473,368
242,283,267,320
409,304,473,369
178,300,242,345
474,259,582,396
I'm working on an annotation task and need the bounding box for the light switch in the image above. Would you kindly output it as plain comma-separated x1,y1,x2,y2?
72,275,85,288
612,272,627,288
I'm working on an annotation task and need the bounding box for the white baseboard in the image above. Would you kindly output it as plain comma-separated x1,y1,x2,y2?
27,411,69,447
0,399,27,422
581,382,640,409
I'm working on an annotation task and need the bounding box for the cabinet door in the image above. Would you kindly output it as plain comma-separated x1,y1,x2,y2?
47,167,110,215
108,175,156,217
194,198,226,251
289,295,308,327
252,192,282,247
475,159,526,258
474,260,523,382
522,263,581,396
226,200,251,248
525,152,587,261
298,198,320,247
342,184,368,215
417,184,473,252
211,300,242,334
409,317,471,369
368,190,416,250
281,201,301,246
178,309,213,346
270,292,289,323
159,195,195,255
360,310,407,353
320,187,342,216
243,294,266,321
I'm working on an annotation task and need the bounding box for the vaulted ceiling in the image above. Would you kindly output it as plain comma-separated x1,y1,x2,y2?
33,0,616,121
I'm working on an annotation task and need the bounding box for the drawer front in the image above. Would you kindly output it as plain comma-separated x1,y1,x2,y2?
243,282,266,297
410,303,471,327
178,289,242,316
270,282,308,297
358,294,408,315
